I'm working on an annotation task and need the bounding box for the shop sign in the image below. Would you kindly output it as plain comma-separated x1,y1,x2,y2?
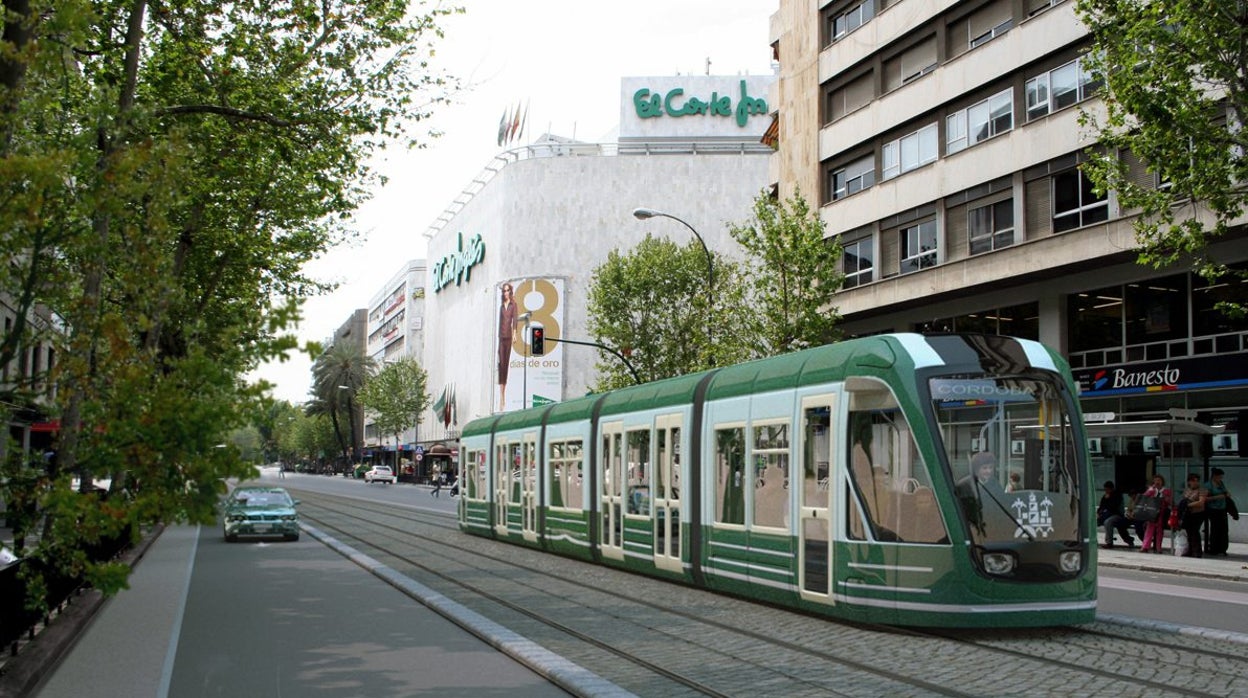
633,79,767,127
1075,352,1248,396
433,232,486,293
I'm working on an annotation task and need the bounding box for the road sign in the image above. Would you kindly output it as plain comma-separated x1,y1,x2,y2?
414,445,425,456
415,453,423,462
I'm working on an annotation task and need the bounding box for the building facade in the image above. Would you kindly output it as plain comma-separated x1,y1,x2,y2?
1,295,59,462
362,260,427,459
421,75,776,441
767,0,1246,537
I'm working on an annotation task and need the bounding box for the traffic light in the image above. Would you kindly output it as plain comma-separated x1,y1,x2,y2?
530,326,545,356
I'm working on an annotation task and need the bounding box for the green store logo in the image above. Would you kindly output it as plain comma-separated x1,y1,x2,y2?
433,232,486,293
633,80,768,127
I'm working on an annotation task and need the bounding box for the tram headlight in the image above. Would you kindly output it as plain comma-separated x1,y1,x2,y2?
981,551,1016,576
1059,550,1082,574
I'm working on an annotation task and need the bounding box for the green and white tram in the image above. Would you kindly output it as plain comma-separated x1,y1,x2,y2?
458,333,1096,628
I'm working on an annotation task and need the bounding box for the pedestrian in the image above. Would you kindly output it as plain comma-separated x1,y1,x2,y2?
278,463,286,479
431,475,442,498
1203,468,1231,556
1098,480,1136,549
1177,473,1208,558
1138,475,1170,554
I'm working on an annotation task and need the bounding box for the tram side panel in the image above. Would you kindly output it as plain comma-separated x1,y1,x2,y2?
541,420,595,561
592,408,696,585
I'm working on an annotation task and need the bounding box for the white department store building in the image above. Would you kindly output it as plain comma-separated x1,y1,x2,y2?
418,74,776,442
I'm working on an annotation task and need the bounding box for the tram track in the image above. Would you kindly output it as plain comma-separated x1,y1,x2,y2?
294,491,968,697
290,490,1246,697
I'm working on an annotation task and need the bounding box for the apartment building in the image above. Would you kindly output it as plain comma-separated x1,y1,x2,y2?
768,0,1247,505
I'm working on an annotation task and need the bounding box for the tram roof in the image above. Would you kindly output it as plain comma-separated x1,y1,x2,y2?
597,370,708,418
704,336,899,400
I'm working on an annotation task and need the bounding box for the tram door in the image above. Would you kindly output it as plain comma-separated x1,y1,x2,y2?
600,422,625,561
521,436,538,542
493,439,511,535
798,394,838,604
653,415,683,572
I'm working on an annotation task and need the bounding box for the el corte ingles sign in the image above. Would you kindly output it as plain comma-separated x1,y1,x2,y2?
633,79,767,127
433,232,485,293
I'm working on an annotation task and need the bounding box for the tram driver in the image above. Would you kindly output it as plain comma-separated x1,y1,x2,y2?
957,452,1006,533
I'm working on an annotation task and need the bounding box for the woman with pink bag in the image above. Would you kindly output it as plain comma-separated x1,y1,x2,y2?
1139,474,1171,554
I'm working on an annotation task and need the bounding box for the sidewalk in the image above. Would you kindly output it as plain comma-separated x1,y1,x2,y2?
1096,538,1248,582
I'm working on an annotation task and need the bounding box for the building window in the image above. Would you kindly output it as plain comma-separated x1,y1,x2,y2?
1125,274,1188,346
970,18,1011,48
968,199,1014,255
946,89,1013,154
832,155,875,201
1052,169,1109,232
830,0,875,43
826,72,873,123
916,302,1039,339
884,36,937,92
882,123,938,180
843,237,874,288
899,220,938,274
1025,58,1101,121
1027,0,1064,18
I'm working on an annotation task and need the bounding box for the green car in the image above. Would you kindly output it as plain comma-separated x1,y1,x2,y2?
222,486,300,542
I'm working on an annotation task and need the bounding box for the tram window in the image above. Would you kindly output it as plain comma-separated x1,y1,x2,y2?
847,381,947,544
930,374,1083,544
465,449,484,499
753,423,790,529
714,426,746,525
627,430,651,515
548,440,583,510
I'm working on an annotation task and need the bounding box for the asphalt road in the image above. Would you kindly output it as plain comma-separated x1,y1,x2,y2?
33,472,569,698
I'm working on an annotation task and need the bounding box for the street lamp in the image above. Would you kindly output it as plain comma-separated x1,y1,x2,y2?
632,207,715,364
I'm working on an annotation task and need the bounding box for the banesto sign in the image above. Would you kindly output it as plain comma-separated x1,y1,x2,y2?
433,232,485,293
633,79,767,127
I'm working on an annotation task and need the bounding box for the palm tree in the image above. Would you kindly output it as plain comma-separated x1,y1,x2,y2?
309,343,374,471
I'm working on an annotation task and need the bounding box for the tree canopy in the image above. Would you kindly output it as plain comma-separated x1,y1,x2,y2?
1076,0,1248,317
357,356,430,467
0,0,460,608
586,234,749,391
728,190,843,355
586,193,844,391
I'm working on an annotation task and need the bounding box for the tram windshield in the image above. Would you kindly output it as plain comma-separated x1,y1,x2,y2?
928,373,1084,546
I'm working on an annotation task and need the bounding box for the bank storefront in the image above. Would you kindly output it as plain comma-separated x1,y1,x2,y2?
1076,354,1247,542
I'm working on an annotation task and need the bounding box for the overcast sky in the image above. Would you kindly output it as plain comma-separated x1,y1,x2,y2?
256,0,778,403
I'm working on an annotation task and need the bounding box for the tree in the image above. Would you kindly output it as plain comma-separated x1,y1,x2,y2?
357,358,430,472
310,343,375,470
1076,0,1248,317
728,190,843,356
586,234,748,391
0,0,460,611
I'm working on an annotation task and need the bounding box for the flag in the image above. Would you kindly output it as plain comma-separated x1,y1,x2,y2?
517,100,529,143
447,383,457,427
432,386,446,423
507,99,522,143
496,107,510,146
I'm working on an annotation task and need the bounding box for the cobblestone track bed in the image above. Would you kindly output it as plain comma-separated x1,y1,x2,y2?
291,491,1243,697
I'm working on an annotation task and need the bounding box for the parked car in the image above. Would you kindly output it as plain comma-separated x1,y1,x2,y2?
221,487,300,542
364,465,397,484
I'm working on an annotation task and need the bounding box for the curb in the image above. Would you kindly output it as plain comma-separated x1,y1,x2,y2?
0,525,166,698
302,523,637,698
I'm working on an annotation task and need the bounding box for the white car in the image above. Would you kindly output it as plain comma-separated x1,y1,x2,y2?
364,466,397,484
